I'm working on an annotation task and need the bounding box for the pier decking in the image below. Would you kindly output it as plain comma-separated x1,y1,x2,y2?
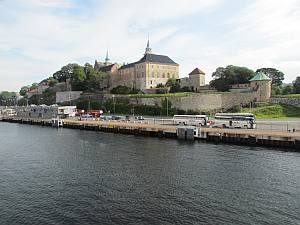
1,117,300,150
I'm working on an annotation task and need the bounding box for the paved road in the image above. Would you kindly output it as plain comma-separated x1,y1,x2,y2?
140,117,300,132
256,119,300,132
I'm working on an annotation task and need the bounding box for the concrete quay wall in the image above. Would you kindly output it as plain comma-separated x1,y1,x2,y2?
1,117,300,150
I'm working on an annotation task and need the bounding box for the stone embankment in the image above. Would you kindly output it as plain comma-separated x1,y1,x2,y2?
1,117,300,150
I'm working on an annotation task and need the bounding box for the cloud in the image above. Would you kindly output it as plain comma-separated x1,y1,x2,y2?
0,0,299,91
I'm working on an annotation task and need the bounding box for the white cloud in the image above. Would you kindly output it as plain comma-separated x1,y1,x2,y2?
0,0,299,91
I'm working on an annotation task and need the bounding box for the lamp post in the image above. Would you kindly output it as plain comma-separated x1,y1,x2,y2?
166,97,169,117
112,95,115,114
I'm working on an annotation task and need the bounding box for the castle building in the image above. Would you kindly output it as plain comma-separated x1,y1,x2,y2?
178,68,206,92
249,72,272,101
94,51,119,90
112,40,179,91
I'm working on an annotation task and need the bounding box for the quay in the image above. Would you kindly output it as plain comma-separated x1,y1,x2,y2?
1,117,300,150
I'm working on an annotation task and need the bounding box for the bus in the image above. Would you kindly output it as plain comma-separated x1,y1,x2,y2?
213,113,256,129
173,115,208,127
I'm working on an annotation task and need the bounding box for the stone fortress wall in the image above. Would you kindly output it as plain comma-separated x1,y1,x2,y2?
269,97,300,106
106,91,257,112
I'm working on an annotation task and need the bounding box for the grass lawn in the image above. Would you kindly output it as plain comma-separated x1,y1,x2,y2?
242,104,300,118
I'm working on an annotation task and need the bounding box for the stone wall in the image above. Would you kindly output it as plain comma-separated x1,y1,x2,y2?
105,92,256,112
269,97,300,106
56,91,82,104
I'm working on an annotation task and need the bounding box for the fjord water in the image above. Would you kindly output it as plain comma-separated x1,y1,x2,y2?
0,123,299,225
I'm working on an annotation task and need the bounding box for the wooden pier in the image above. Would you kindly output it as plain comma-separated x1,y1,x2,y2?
1,117,300,150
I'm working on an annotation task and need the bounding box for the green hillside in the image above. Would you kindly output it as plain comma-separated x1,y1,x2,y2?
242,104,300,118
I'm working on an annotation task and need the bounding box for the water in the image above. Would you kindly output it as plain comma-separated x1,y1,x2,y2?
0,123,299,225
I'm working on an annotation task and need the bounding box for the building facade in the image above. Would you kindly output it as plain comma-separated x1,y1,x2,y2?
178,68,206,91
94,41,179,91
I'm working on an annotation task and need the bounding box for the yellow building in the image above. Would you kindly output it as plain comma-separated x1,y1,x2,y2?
178,68,206,92
116,40,179,91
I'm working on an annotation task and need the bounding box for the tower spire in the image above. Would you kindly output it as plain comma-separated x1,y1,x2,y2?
105,50,110,65
144,38,152,55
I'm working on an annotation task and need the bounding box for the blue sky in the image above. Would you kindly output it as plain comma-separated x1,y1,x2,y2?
1,0,300,91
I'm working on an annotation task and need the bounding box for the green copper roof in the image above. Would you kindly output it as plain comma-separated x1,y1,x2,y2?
250,72,271,81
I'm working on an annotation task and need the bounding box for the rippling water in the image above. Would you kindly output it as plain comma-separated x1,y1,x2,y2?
0,123,299,225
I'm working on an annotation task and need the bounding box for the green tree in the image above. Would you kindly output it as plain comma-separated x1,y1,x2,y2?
71,65,86,91
210,65,255,92
166,78,181,93
282,85,294,95
156,83,165,88
271,85,282,95
30,83,38,90
293,76,300,94
256,68,285,86
111,85,131,95
47,77,58,87
0,91,17,105
19,86,30,96
53,63,79,82
83,63,109,92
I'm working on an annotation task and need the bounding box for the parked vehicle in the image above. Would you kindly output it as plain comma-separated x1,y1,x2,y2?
213,113,256,129
173,115,208,127
80,114,93,121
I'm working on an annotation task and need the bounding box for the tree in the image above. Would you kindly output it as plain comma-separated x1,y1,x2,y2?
271,85,282,96
210,65,255,92
166,78,181,93
0,91,17,105
0,91,16,100
282,85,294,95
256,68,285,86
47,77,58,87
53,63,79,82
19,86,30,96
83,63,109,92
30,83,38,90
111,86,131,95
71,65,86,91
293,77,300,94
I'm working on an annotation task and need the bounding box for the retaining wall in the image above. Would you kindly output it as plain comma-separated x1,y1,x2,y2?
269,97,300,106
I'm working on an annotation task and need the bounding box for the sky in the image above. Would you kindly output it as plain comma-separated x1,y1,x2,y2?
0,0,300,91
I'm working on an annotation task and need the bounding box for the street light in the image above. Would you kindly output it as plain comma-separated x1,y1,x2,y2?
112,95,116,114
166,97,169,117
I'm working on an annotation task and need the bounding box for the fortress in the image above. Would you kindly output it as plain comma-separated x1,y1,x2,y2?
56,40,273,112
94,40,206,92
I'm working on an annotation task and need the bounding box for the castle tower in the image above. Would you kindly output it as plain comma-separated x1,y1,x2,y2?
144,39,152,55
105,50,110,66
188,68,206,91
250,72,272,101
